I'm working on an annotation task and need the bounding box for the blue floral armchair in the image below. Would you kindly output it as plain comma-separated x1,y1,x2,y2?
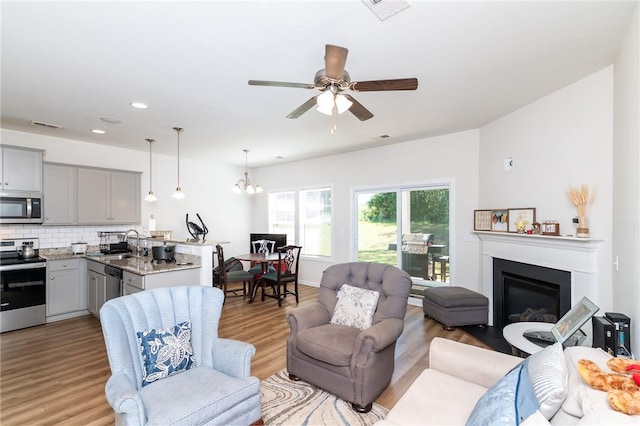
100,286,261,425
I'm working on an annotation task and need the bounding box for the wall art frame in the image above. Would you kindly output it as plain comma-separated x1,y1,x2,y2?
490,209,509,232
474,210,492,231
508,208,536,233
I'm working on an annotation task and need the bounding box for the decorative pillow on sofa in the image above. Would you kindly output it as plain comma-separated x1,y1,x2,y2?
466,342,568,426
136,321,195,387
330,284,380,330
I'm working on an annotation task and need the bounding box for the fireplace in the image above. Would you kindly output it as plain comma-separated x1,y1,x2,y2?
493,258,571,329
477,232,603,327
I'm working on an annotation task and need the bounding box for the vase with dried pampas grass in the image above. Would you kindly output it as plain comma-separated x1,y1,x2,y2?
567,184,595,238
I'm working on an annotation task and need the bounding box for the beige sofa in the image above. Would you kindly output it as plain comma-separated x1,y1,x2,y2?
375,337,639,425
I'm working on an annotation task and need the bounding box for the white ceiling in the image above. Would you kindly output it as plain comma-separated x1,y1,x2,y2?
1,1,636,167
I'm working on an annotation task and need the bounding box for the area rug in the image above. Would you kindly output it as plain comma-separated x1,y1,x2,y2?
260,369,389,425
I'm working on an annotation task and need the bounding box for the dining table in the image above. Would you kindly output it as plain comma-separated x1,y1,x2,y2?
234,252,281,303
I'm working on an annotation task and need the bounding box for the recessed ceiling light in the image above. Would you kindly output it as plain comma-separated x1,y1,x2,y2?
130,102,148,109
92,129,106,134
100,117,122,124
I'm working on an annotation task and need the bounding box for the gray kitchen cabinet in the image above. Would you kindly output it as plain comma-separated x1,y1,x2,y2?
43,163,77,225
1,145,43,192
77,167,141,224
87,260,107,317
47,258,87,320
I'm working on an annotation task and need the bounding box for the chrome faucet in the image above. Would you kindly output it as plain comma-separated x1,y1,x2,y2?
124,229,141,256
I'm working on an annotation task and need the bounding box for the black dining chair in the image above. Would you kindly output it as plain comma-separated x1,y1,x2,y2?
248,239,277,276
215,244,255,303
260,245,302,307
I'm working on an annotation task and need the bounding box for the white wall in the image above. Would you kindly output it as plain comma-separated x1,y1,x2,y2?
612,6,639,356
0,129,252,256
252,130,481,290
479,67,614,313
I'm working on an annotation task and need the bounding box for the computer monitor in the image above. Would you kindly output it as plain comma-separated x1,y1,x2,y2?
249,233,287,253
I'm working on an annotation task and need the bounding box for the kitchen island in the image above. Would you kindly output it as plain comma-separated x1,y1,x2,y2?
40,249,202,321
43,251,201,275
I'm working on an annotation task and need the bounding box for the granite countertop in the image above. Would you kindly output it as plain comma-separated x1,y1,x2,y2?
134,237,230,247
40,250,201,276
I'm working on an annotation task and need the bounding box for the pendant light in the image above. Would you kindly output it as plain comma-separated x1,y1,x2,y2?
232,149,263,194
144,138,157,202
172,127,185,199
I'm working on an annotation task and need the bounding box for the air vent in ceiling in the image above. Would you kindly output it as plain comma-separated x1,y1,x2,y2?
362,0,410,21
30,120,62,129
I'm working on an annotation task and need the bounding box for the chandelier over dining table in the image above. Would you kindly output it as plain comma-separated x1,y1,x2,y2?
232,149,263,194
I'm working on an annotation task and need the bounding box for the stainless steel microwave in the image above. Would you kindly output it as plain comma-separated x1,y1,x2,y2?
0,192,43,224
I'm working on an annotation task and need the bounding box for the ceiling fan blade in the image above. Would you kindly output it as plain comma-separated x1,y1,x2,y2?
343,95,374,121
325,45,348,80
286,96,318,119
248,80,316,89
350,78,418,92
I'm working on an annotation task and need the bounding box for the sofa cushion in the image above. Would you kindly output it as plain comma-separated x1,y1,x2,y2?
295,324,361,366
330,284,380,330
136,321,195,387
386,369,489,425
139,366,260,425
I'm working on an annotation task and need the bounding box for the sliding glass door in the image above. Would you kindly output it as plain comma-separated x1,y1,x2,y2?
356,185,450,286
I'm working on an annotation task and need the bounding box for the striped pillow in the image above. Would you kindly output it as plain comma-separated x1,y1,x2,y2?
525,342,568,418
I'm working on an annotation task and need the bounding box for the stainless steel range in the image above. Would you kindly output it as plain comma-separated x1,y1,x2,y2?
0,238,47,333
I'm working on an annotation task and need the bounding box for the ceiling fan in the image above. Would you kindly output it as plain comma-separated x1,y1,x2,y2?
248,44,418,122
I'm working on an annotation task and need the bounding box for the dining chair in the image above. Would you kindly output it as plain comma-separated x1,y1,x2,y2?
260,245,302,307
215,244,255,303
248,239,277,275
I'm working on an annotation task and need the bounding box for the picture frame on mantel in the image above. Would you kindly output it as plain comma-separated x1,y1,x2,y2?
508,208,536,233
490,209,509,232
474,210,492,231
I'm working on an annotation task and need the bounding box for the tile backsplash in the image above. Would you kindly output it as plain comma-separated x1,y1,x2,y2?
0,224,139,248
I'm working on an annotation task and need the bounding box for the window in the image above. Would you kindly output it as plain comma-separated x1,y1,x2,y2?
269,187,332,257
355,184,450,286
269,191,295,243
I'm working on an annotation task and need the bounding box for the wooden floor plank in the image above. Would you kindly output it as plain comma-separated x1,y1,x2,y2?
0,284,488,425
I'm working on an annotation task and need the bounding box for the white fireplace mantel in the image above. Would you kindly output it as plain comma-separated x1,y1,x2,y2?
476,232,604,326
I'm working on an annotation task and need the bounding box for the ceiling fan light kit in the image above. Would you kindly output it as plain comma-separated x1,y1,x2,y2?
316,90,353,116
232,149,263,195
248,44,418,131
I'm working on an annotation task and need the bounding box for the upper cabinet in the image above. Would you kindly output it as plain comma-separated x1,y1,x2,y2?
77,167,140,224
1,145,43,192
43,163,77,225
43,163,141,226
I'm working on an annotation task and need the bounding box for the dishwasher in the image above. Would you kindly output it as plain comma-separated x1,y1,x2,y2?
104,265,123,301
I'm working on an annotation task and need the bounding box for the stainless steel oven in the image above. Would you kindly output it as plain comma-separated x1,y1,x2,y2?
0,192,43,224
0,238,46,332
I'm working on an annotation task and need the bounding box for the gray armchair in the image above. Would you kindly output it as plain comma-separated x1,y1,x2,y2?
100,286,262,425
286,262,412,412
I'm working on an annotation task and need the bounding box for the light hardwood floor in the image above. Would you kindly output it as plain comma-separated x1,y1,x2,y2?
0,284,489,425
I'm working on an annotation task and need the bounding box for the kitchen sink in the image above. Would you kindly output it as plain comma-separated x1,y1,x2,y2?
102,253,134,260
